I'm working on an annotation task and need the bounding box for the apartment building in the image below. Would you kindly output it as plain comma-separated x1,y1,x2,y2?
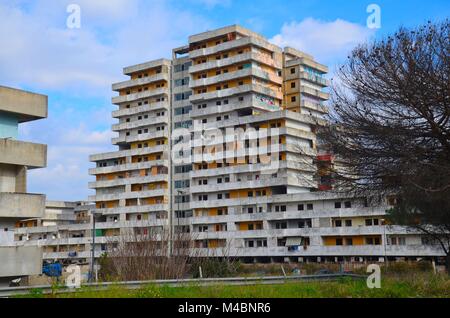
83,25,444,264
13,201,94,265
89,59,172,244
0,86,47,282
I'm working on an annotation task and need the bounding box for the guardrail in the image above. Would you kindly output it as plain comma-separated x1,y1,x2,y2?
0,273,366,298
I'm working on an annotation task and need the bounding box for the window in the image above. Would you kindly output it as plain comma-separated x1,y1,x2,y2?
335,220,342,227
346,238,353,245
248,224,254,230
345,220,352,227
238,96,244,101
307,203,313,210
276,222,287,229
336,238,343,246
291,96,296,102
290,82,296,88
290,68,295,74
335,202,341,209
344,201,352,208
365,219,373,226
298,204,304,211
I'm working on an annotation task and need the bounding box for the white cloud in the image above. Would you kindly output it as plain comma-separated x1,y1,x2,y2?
0,1,212,201
270,18,376,65
0,1,210,92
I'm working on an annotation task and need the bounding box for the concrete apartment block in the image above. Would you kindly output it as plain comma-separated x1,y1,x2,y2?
11,26,445,267
89,58,172,240
0,86,48,280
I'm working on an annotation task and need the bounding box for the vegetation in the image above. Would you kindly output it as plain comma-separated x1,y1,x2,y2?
16,273,450,298
319,19,450,270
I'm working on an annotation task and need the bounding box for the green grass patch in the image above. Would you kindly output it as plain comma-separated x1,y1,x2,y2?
16,273,450,298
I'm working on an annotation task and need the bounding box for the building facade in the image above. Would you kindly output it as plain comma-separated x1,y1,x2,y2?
10,26,444,269
13,201,94,265
86,25,444,263
0,86,47,281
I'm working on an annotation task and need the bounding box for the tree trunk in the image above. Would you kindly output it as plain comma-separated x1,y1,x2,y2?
446,253,450,275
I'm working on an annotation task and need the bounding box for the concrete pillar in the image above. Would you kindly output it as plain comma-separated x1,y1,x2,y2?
15,166,27,192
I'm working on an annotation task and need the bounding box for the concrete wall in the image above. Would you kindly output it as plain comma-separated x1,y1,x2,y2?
0,246,42,277
0,86,47,122
0,193,45,219
0,139,47,169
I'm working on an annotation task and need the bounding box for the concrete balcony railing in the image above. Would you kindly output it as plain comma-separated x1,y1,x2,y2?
298,72,329,87
300,86,329,101
95,204,169,215
0,193,45,219
189,83,283,103
189,67,282,89
189,37,281,61
112,102,169,118
190,177,288,194
0,139,47,169
89,159,169,175
0,246,42,277
90,145,167,162
189,51,282,74
0,86,47,123
112,73,169,91
189,161,290,178
89,174,168,189
89,188,167,202
285,57,328,74
189,95,282,118
190,144,288,165
112,116,169,132
111,88,169,105
112,130,168,145
300,100,328,114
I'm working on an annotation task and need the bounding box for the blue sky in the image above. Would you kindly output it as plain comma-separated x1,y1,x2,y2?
0,0,448,201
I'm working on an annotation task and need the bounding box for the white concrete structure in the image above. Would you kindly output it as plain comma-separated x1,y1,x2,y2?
0,86,47,280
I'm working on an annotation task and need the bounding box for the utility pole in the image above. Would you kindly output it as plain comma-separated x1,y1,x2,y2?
89,211,96,283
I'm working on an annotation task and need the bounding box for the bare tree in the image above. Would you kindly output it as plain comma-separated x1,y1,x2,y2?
99,226,198,281
319,20,450,271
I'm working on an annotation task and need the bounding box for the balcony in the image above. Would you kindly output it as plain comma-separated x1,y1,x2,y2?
90,145,167,162
112,102,169,118
89,188,167,202
112,130,168,145
112,73,169,91
0,86,47,123
111,88,169,105
189,83,282,103
89,174,168,189
189,67,282,89
189,36,281,60
89,159,168,175
300,86,329,101
189,51,282,74
0,193,45,219
112,116,169,132
0,139,47,168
